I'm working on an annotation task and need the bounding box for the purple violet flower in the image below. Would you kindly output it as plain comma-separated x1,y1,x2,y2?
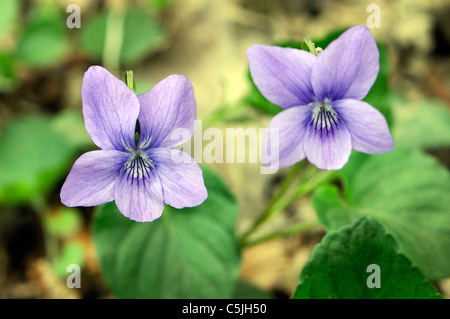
60,66,207,222
247,25,395,170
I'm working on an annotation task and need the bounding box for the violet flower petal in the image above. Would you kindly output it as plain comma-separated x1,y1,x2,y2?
247,45,316,109
148,148,207,209
137,75,197,149
114,165,165,222
333,99,395,154
82,66,139,151
311,26,379,101
60,150,128,207
263,106,311,169
303,119,352,170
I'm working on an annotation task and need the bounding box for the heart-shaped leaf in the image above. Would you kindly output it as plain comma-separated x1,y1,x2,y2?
93,166,241,298
293,217,442,299
314,148,450,280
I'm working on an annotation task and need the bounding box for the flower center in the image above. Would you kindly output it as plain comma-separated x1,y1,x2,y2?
122,149,154,180
309,101,339,131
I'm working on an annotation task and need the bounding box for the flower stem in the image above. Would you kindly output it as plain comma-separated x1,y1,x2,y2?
302,37,323,55
103,10,125,70
303,37,318,55
238,163,338,247
126,70,135,92
292,167,339,198
239,162,304,246
242,219,322,248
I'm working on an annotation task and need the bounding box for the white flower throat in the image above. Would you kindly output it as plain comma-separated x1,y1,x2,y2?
309,100,339,131
122,149,154,179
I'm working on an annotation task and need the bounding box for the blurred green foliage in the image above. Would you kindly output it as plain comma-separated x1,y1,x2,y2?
51,110,94,149
81,10,165,66
17,5,70,67
44,207,83,238
0,52,16,90
0,0,171,92
0,116,77,205
392,96,450,149
0,0,18,40
51,240,85,278
148,0,172,11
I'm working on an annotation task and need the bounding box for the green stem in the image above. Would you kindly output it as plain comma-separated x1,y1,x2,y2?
303,37,318,56
293,168,339,198
103,11,125,70
270,169,338,219
238,162,304,246
126,70,135,92
242,219,322,247
239,164,339,247
267,161,305,209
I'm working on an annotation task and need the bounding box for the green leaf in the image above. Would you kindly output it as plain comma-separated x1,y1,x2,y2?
93,166,241,299
393,96,450,149
51,110,94,148
0,51,17,91
17,11,70,67
293,217,442,299
0,0,18,39
51,240,85,278
44,207,83,238
312,184,351,231
339,151,372,201
314,148,450,280
0,117,78,205
80,10,165,66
